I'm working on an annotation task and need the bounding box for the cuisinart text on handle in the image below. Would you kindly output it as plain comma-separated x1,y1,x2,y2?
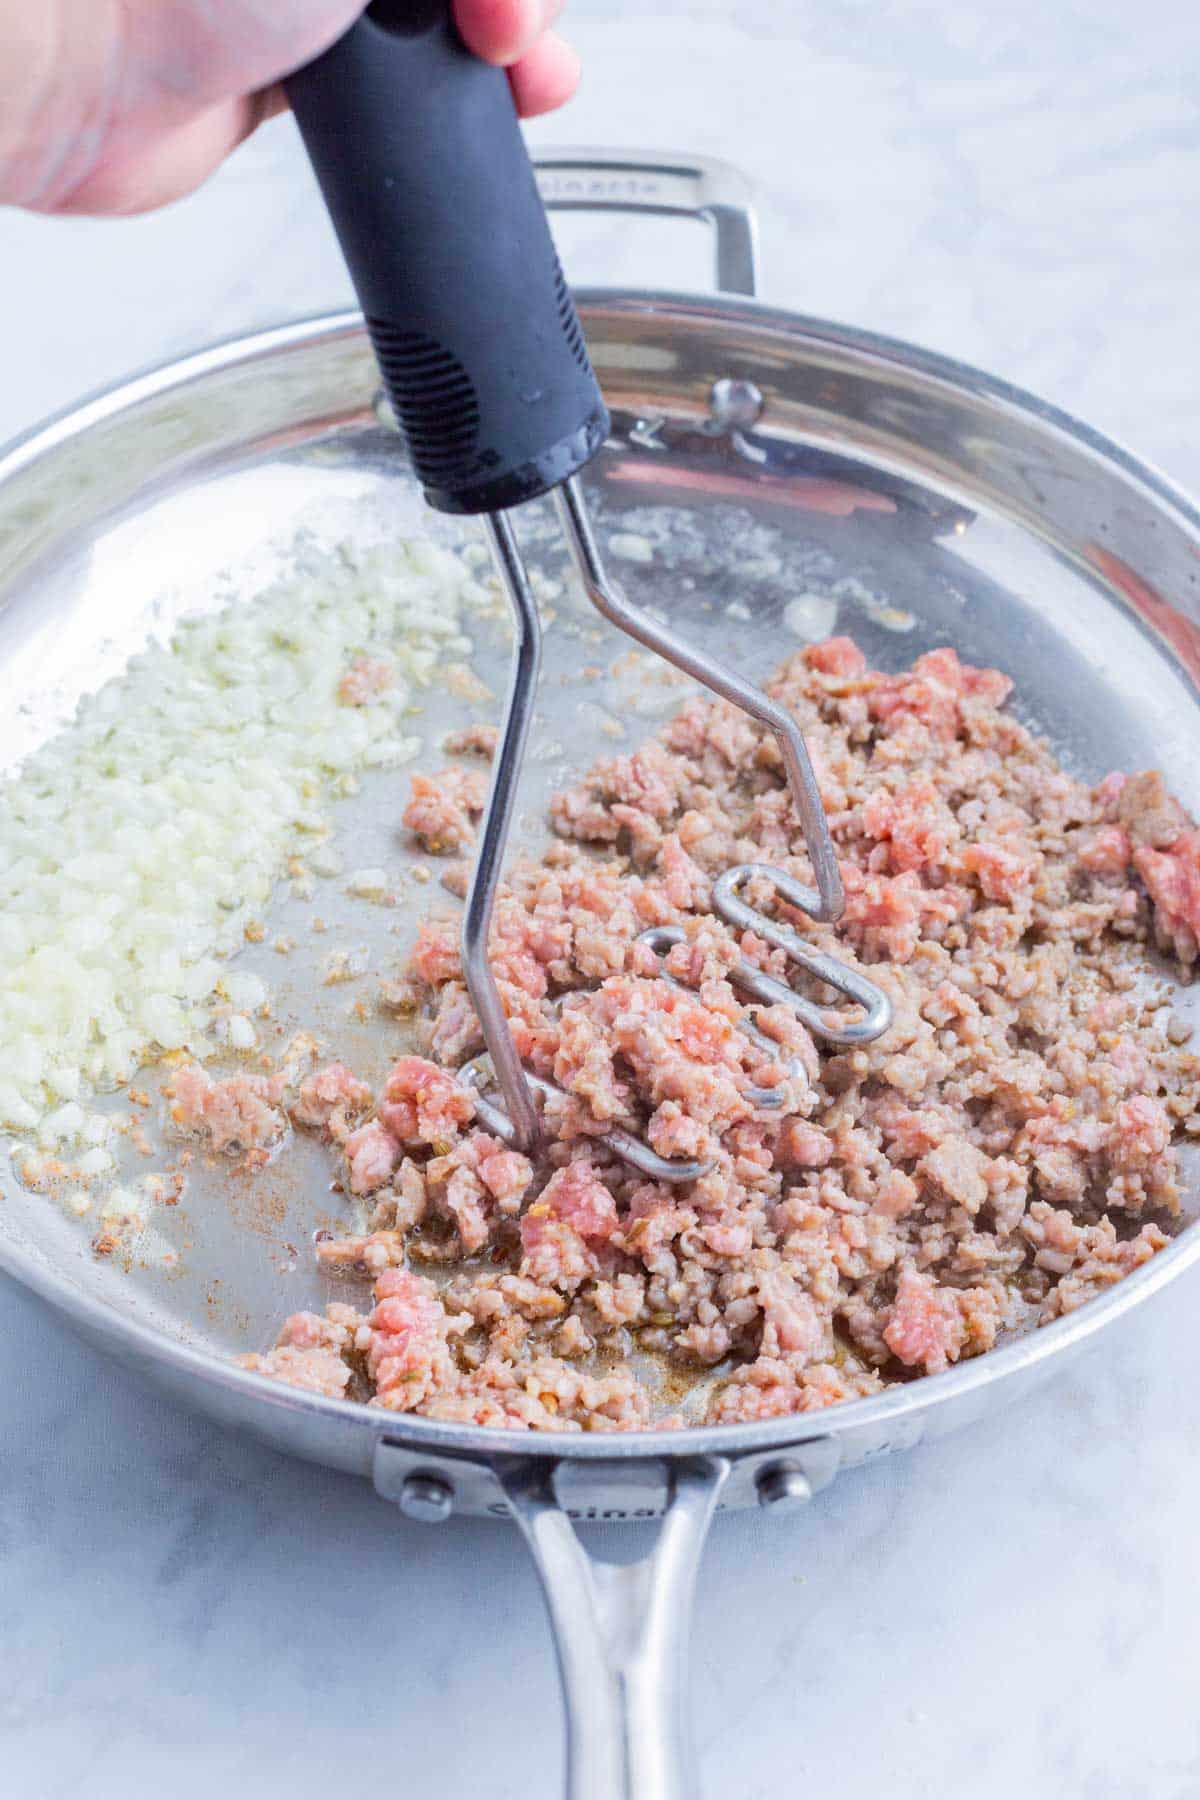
537,173,667,203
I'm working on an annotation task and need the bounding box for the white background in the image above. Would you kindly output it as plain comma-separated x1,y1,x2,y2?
2,3,1200,1795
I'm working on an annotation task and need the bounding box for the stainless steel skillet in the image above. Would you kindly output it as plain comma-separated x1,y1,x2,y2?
3,148,1200,1800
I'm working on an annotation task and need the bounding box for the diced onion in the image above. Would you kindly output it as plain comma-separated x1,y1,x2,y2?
0,538,482,1129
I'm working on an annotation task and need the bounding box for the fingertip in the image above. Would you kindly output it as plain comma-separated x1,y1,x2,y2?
508,31,581,118
456,0,545,68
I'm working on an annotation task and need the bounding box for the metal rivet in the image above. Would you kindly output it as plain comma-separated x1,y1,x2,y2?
709,377,764,433
755,1463,813,1510
399,1473,455,1524
629,415,669,452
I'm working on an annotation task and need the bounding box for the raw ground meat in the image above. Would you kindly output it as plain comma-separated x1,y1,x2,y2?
166,1063,287,1158
290,1062,372,1144
402,766,488,853
242,636,1200,1432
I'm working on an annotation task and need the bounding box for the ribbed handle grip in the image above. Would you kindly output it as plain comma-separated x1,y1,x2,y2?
286,1,609,514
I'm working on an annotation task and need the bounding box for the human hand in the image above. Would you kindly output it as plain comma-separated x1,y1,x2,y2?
0,1,578,215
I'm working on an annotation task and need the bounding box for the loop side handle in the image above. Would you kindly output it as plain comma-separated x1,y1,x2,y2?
500,1456,730,1800
534,149,760,297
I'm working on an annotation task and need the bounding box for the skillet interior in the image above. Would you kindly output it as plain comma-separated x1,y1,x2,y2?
2,297,1200,1474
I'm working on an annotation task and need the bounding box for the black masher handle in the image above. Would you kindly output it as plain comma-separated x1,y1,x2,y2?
286,0,609,515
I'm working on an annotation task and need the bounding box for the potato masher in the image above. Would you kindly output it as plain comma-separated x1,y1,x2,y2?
286,2,892,1175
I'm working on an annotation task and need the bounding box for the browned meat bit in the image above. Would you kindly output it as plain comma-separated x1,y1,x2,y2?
444,723,499,760
402,765,488,852
165,1063,287,1156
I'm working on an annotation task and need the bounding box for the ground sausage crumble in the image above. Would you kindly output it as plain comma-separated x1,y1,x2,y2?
240,638,1200,1430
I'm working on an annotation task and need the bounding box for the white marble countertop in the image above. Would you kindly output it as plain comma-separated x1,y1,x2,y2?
3,4,1200,1795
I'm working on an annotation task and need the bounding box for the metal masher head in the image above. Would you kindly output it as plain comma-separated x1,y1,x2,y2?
458,473,893,1179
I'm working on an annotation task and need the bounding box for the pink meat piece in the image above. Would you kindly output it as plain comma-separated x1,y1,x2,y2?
167,1063,286,1155
804,636,867,679
362,1269,466,1411
1087,995,1127,1031
870,647,1012,741
538,1161,620,1243
873,1168,919,1218
1017,1108,1107,1206
709,1356,883,1423
403,766,488,853
779,1120,835,1168
240,1343,350,1398
316,1231,407,1275
701,1220,753,1257
917,1137,990,1215
617,1183,696,1272
662,699,755,767
475,1139,535,1207
641,832,711,914
876,1103,945,1159
291,1062,373,1141
239,1309,356,1398
344,1118,401,1195
1116,769,1187,848
861,779,956,874
1135,831,1200,956
443,1166,492,1253
882,1265,968,1375
1024,1204,1169,1317
1105,1038,1148,1092
423,1132,535,1250
841,864,935,964
1112,1095,1171,1167
553,974,761,1146
338,655,396,706
440,861,471,900
1078,825,1131,876
647,1103,710,1161
551,742,686,846
960,841,1035,904
518,1211,595,1289
592,745,681,818
427,985,485,1065
409,918,462,987
377,1056,475,1148
757,1271,824,1360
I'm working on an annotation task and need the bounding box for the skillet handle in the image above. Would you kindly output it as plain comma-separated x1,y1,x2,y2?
533,150,760,298
499,1456,730,1800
